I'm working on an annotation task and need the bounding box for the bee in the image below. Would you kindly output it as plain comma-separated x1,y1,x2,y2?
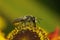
7,16,49,40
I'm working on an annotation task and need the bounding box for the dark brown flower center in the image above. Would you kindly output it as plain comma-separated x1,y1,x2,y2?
13,29,40,40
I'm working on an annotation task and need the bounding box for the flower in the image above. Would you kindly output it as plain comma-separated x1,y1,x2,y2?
48,26,60,40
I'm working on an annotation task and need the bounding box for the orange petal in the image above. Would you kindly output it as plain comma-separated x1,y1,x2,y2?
48,26,59,40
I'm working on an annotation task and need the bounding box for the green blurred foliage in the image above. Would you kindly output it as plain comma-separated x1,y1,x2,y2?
0,0,60,35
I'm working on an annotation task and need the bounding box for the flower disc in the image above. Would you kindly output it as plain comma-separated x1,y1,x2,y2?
7,16,49,40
